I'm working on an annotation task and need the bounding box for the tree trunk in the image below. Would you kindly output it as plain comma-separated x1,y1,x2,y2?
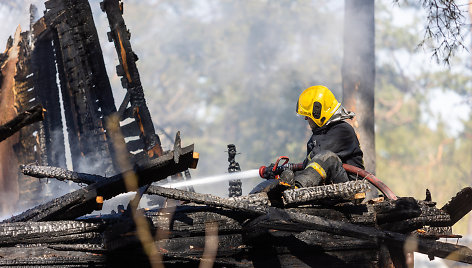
467,0,472,237
342,0,376,174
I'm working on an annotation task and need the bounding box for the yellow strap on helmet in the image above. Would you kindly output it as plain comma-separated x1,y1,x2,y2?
306,162,327,180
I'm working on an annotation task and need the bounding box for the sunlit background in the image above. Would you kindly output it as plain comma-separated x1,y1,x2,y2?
1,1,472,266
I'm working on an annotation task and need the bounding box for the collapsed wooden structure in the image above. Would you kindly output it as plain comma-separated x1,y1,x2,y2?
1,0,472,267
2,160,472,267
0,0,169,210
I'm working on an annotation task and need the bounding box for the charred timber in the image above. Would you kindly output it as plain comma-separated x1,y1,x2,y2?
282,180,370,206
374,197,421,224
145,206,248,237
5,144,196,222
44,0,119,173
20,164,105,184
100,0,162,156
146,185,270,215
0,246,106,267
0,220,103,246
0,104,44,142
244,207,472,263
379,201,451,232
147,185,472,263
442,187,472,225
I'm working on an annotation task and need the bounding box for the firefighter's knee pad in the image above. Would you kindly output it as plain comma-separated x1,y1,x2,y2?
294,167,323,188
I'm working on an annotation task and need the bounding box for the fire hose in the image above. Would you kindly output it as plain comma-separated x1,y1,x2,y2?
259,156,398,200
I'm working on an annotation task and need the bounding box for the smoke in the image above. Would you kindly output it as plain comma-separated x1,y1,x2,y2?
0,0,44,45
87,0,347,197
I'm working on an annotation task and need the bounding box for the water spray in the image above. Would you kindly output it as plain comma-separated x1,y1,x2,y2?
161,169,260,189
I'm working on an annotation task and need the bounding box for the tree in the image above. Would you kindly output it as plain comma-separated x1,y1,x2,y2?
342,0,376,174
374,1,472,234
395,0,467,64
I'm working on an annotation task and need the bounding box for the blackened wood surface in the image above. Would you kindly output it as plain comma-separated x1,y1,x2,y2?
146,206,248,237
0,246,105,266
44,0,119,174
144,184,472,263
4,144,194,222
146,185,269,215
0,105,43,142
442,187,472,225
282,180,369,206
102,0,162,157
32,35,66,168
20,164,105,184
0,220,103,245
380,201,451,232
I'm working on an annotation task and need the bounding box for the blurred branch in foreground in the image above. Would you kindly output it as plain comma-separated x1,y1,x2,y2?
199,221,219,268
106,114,163,268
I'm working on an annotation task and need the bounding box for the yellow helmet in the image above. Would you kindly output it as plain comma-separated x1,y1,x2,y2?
296,85,341,127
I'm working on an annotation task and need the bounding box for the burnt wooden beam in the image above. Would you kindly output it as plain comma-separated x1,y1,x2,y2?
146,185,472,264
0,221,102,245
0,104,44,142
32,33,66,168
442,187,472,225
380,201,451,233
145,185,270,215
4,144,196,222
257,209,472,264
145,207,247,237
20,164,105,184
101,0,162,157
0,246,105,266
282,180,370,206
374,197,421,224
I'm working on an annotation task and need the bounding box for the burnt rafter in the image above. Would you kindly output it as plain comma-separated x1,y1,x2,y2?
100,0,163,158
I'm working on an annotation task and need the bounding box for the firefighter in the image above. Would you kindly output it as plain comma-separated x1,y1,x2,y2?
250,85,364,195
292,85,364,187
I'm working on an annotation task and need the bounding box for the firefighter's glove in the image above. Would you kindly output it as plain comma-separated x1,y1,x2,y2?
264,163,276,180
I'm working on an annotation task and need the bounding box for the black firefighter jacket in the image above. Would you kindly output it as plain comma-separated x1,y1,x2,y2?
305,120,364,173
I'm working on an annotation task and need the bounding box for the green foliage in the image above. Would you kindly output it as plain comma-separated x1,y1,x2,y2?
375,2,472,234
